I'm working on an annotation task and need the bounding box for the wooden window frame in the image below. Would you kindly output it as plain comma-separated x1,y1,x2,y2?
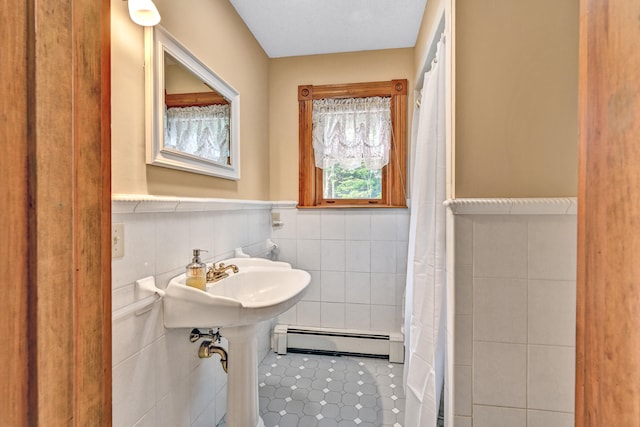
165,91,229,108
298,79,408,208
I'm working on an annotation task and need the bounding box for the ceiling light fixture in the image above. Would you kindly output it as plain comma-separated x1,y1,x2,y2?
127,0,161,26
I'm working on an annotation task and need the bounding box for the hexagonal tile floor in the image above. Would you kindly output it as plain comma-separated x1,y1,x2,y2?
218,352,405,427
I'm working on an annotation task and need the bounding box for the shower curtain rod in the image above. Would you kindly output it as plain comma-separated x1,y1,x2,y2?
415,12,446,90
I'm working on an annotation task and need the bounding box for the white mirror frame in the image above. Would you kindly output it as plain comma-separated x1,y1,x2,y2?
145,26,241,180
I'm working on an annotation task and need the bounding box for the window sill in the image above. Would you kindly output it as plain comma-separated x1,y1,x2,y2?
296,204,408,209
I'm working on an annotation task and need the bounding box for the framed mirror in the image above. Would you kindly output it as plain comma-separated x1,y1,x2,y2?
145,26,240,180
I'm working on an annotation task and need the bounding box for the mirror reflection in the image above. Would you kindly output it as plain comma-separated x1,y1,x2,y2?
145,25,240,180
164,53,231,165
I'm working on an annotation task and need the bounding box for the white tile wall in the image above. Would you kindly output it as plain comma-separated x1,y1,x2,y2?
113,345,157,427
112,213,156,289
297,211,321,239
371,240,397,274
454,315,472,366
453,213,577,426
473,217,528,278
454,416,472,427
321,271,345,302
321,240,346,271
272,207,409,334
370,211,398,241
156,383,190,427
473,405,527,427
528,345,575,412
297,239,321,271
454,265,473,316
345,303,371,330
345,210,372,240
133,409,157,427
296,301,321,326
370,273,397,306
188,356,219,422
454,365,472,416
527,409,574,427
112,201,273,427
473,277,527,343
115,199,577,427
528,216,577,281
321,302,346,328
302,270,321,302
528,280,576,346
112,304,164,366
345,272,371,304
153,330,195,401
346,240,371,272
320,210,345,239
370,305,397,331
473,342,527,408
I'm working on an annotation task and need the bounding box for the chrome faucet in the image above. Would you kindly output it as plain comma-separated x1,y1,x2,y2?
206,262,239,283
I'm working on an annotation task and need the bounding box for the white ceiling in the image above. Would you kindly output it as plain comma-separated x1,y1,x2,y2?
228,0,428,58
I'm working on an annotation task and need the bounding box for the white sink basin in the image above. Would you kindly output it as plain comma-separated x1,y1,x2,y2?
216,257,292,270
163,266,310,328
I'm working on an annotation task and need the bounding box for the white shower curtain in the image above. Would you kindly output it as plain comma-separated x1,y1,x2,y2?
404,35,447,427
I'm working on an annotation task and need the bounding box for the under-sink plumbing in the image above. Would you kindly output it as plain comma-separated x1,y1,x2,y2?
198,341,228,373
189,328,220,343
190,328,228,373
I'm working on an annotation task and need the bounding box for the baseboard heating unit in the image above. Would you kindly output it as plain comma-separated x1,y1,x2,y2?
272,324,404,363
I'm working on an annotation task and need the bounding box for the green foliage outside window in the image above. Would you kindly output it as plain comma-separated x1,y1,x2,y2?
322,163,382,199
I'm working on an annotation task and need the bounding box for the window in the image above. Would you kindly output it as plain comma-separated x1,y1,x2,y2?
164,104,231,164
298,80,408,208
164,90,232,165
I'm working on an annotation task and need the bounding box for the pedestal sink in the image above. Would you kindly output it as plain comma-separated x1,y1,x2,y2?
211,257,292,270
163,259,310,427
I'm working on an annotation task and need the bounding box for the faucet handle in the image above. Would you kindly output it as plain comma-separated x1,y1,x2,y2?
206,266,216,282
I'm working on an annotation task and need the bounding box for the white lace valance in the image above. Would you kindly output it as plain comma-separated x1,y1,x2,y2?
312,96,391,170
164,105,230,164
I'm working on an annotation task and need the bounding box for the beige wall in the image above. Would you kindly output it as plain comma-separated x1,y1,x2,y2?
165,61,213,94
413,0,448,81
112,0,578,200
455,0,578,197
268,49,415,201
111,0,270,199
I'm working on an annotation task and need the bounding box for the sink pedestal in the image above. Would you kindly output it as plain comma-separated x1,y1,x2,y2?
221,323,265,427
163,264,311,425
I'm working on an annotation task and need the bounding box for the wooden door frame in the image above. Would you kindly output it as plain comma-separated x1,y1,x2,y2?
5,0,640,425
1,0,112,425
576,0,640,425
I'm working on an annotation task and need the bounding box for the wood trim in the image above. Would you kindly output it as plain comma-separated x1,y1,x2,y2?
313,151,391,207
0,0,111,424
72,0,112,424
575,0,588,424
0,0,30,423
298,85,313,101
298,96,316,206
32,0,76,422
389,85,407,207
298,79,408,208
298,79,408,100
100,0,113,422
165,91,229,107
577,0,640,425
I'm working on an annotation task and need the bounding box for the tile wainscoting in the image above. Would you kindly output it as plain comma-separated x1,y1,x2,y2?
449,198,577,427
111,196,410,427
111,195,274,427
111,195,576,427
271,203,410,335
